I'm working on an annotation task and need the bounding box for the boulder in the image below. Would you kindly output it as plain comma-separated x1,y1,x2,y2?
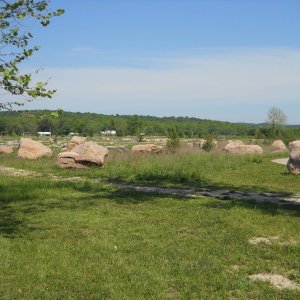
287,158,300,175
18,138,52,159
226,140,244,146
72,142,109,164
131,144,164,154
57,141,108,168
289,140,300,161
224,140,263,155
0,146,13,154
271,140,286,152
287,140,300,174
57,151,87,169
67,136,86,151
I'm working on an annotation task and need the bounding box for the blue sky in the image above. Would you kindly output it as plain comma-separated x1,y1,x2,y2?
21,0,300,123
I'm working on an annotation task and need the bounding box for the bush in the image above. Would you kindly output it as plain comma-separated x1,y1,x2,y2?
202,136,215,152
167,128,180,150
136,132,145,142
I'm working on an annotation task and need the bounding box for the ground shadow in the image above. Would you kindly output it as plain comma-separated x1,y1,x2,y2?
0,178,185,238
0,174,299,239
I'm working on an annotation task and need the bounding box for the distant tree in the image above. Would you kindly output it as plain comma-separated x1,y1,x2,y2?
0,119,6,131
0,0,64,111
166,127,180,150
127,115,142,135
266,107,287,129
37,117,52,132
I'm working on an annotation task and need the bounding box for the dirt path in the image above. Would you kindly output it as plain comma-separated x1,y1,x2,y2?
1,165,300,206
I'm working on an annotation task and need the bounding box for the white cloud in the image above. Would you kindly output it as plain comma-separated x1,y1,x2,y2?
23,47,300,123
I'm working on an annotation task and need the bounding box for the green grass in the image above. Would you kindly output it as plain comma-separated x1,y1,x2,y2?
0,150,298,193
0,176,300,299
0,150,299,298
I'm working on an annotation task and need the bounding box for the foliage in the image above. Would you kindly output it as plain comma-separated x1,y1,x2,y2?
0,110,300,138
0,119,5,131
202,135,215,152
127,115,143,135
255,126,300,143
136,131,144,142
0,0,64,111
166,127,180,150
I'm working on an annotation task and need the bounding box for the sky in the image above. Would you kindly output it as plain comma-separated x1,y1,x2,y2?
19,0,300,124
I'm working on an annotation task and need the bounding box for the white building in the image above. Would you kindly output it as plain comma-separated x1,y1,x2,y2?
38,132,51,137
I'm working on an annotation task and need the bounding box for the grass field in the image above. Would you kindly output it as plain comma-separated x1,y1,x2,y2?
0,149,300,299
0,149,298,193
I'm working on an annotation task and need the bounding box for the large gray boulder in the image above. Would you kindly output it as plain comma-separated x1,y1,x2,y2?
287,140,300,174
58,141,108,168
224,140,263,155
18,138,52,160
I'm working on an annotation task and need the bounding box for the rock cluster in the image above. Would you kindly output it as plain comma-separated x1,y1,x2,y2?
17,138,52,159
58,140,108,168
223,140,263,155
287,140,300,175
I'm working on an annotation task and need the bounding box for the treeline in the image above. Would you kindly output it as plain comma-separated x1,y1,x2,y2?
0,110,299,141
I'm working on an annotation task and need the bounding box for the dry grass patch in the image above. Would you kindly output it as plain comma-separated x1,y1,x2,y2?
248,236,278,245
249,236,299,246
249,273,300,291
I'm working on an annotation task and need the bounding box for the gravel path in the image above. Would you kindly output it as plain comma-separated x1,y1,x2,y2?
1,165,300,207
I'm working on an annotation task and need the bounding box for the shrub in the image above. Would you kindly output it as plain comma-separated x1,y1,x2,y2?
136,131,145,142
167,128,180,150
202,136,215,152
